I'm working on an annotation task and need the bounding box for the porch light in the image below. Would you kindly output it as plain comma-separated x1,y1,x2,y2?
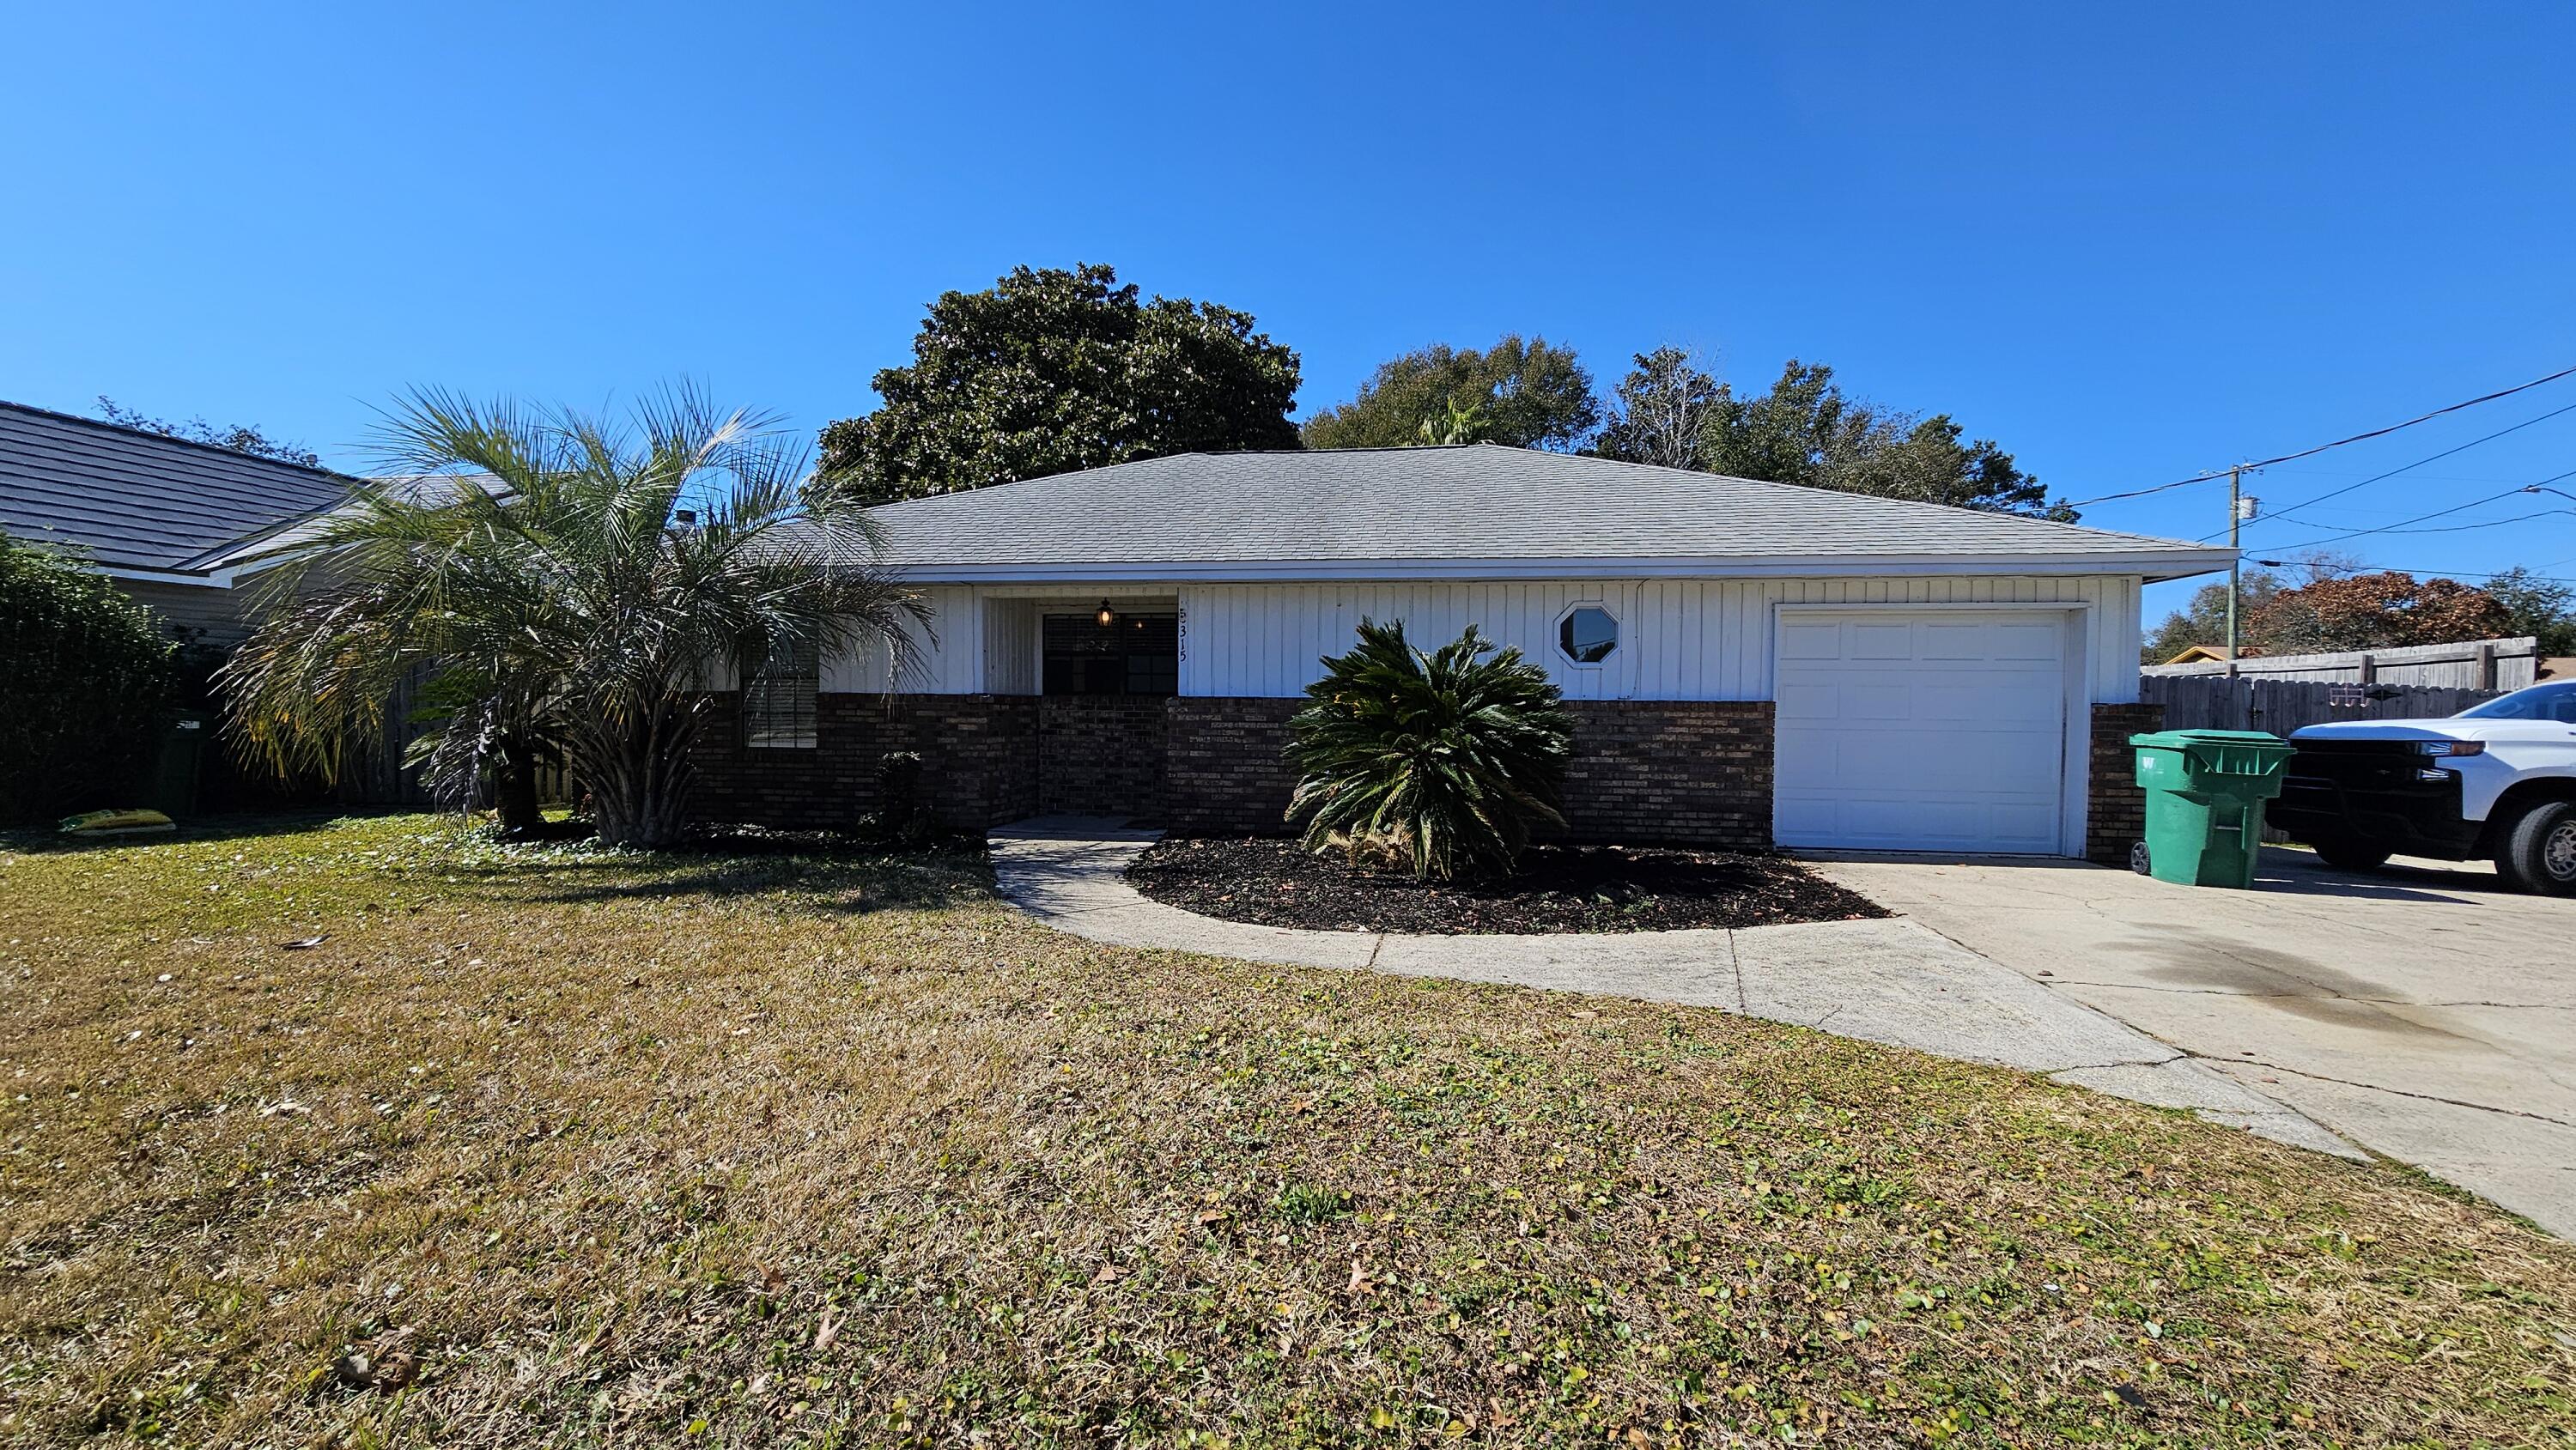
1096,599,1117,628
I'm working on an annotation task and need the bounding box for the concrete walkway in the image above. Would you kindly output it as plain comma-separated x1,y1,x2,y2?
988,819,2354,1157
1808,848,2576,1237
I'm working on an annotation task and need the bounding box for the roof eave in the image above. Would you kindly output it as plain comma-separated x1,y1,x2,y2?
879,549,2238,586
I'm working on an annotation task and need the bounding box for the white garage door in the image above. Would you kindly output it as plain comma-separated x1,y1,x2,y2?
1773,611,2073,854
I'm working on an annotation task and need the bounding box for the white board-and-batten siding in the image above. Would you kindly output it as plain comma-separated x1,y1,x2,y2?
1175,577,2141,704
766,575,2142,705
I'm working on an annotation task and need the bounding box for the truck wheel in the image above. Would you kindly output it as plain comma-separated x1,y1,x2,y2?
2312,837,2392,872
2494,801,2576,896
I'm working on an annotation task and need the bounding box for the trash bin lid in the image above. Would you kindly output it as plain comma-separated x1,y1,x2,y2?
2129,728,2290,749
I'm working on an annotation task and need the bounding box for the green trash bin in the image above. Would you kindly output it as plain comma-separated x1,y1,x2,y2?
145,710,210,817
2129,729,2293,889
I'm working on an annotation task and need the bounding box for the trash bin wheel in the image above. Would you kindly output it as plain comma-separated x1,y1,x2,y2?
2129,840,2152,877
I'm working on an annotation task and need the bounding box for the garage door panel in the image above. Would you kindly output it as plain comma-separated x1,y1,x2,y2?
1849,622,1916,658
1774,682,1841,720
1918,622,1996,659
1841,683,1913,720
1777,622,1844,660
1772,611,2072,855
1990,622,2066,659
1921,683,2062,723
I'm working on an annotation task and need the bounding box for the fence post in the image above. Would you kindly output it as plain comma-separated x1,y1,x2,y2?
2476,641,2497,691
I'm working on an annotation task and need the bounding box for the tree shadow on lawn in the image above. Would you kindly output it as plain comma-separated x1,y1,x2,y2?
1,807,414,855
457,830,994,916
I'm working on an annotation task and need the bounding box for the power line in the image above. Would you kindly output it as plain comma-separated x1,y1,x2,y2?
2374,506,2576,536
2247,468,2576,546
2200,400,2576,541
2066,361,2576,507
2248,557,2576,585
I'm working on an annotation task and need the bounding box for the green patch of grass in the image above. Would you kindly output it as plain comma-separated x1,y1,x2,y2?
0,814,2571,1447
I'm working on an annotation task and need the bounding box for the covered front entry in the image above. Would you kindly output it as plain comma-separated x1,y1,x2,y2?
1771,608,2084,855
1032,604,1177,819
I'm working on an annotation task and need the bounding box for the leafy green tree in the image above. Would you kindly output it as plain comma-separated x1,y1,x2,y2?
1594,347,1722,469
815,264,1301,505
96,397,322,469
0,533,177,823
1301,336,1600,452
1284,619,1574,883
225,386,926,847
1699,361,2072,519
2141,567,2287,664
2483,566,2576,655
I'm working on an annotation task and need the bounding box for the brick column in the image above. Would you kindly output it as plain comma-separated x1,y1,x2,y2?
2086,701,2164,866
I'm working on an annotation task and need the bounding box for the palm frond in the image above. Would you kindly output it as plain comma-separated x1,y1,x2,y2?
226,385,927,845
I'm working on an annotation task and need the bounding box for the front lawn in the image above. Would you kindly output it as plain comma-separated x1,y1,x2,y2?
2,816,2569,1447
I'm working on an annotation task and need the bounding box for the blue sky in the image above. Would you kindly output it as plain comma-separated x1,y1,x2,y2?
5,2,2572,622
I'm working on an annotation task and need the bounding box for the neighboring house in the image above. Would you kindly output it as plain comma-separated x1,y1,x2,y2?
0,400,358,644
693,446,2232,863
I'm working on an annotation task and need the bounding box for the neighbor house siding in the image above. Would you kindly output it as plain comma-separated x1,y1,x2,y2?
114,579,258,647
1174,575,2142,704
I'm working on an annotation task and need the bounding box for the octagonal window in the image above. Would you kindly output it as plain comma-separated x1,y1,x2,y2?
1559,605,1617,664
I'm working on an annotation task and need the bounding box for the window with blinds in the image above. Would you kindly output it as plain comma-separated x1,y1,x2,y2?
742,635,819,748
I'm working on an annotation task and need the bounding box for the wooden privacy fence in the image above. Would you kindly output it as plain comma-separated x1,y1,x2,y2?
2142,636,2537,690
2139,674,2501,735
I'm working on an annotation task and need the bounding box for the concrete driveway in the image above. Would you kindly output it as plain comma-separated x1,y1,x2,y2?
1808,846,2576,1236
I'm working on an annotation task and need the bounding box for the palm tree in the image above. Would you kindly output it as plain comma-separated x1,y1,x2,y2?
222,386,925,847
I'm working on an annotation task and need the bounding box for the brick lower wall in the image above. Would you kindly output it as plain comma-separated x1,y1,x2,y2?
2086,701,2164,866
1162,697,1305,833
688,693,1037,831
1156,696,1776,848
1038,696,1169,817
683,689,2130,862
1558,700,1775,846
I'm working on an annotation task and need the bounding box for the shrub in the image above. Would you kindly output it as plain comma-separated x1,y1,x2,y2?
1284,618,1574,883
0,535,177,824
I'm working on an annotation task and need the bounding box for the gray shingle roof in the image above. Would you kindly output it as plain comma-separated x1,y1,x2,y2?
0,401,357,573
854,446,2233,582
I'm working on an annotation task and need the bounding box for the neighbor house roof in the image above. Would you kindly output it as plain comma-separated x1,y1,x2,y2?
847,446,2236,584
0,400,357,580
2161,644,2237,665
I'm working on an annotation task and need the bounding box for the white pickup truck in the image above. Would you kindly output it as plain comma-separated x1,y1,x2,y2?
2268,679,2576,895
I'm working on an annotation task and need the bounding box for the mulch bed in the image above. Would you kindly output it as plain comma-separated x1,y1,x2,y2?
1125,835,1889,935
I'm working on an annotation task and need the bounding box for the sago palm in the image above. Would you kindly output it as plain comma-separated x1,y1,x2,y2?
222,385,925,847
1284,618,1574,882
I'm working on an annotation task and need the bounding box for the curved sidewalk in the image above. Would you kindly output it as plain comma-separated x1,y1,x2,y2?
989,817,2357,1158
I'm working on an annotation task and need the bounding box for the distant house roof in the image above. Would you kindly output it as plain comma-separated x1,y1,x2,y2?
0,400,357,579
2161,644,2237,664
845,445,2237,584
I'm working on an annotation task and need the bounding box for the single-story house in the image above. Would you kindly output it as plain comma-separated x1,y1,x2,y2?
692,446,2233,863
0,400,357,645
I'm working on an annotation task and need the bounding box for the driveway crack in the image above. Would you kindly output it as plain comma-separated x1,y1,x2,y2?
2063,981,2570,1011
2208,1056,2576,1129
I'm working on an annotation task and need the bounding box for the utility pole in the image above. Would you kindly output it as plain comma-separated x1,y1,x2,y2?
2225,464,2243,677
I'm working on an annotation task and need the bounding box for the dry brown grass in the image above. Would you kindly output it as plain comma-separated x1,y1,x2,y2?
1,814,2570,1448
